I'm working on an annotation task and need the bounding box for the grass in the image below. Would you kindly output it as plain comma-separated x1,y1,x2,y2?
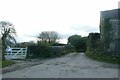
85,50,120,64
0,60,15,68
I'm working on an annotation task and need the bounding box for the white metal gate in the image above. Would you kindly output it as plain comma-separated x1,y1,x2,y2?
5,47,27,60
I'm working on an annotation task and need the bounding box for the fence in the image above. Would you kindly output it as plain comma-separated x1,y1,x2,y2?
5,47,27,60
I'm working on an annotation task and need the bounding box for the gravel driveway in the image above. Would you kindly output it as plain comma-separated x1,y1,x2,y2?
2,53,119,78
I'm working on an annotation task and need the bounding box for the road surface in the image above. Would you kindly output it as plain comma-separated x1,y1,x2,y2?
2,53,118,78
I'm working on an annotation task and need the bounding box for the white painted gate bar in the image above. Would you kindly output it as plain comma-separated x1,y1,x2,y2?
5,47,27,60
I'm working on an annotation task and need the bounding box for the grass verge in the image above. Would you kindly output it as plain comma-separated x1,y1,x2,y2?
85,51,120,64
0,60,15,68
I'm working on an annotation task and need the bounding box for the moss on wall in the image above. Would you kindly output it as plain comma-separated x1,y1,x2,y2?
87,33,100,49
86,9,120,59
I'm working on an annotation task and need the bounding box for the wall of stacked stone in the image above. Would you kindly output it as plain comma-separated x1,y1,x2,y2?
100,18,116,55
87,9,120,57
99,9,120,56
87,33,100,49
0,39,2,61
0,39,1,53
115,18,120,57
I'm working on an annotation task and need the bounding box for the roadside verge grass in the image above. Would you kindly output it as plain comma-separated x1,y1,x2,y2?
0,60,15,68
85,51,120,64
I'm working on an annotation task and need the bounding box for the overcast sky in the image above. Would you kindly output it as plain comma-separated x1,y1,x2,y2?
0,0,119,44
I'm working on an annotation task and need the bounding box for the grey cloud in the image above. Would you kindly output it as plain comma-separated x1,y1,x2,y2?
58,25,100,39
70,25,99,32
23,34,38,38
59,33,80,39
59,33,71,39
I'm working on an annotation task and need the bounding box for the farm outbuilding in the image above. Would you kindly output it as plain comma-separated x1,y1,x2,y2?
100,9,120,56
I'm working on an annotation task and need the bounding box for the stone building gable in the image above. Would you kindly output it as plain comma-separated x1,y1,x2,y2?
100,9,120,56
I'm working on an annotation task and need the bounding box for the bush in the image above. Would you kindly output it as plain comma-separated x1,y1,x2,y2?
86,48,120,64
68,35,87,52
51,47,64,57
85,32,119,64
27,42,76,58
27,42,52,58
52,43,66,46
64,44,76,53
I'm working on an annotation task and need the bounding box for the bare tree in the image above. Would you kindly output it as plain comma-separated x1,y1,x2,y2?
0,21,16,60
49,31,59,43
37,31,60,43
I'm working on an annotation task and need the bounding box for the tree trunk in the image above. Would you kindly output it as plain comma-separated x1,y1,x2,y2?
2,36,6,61
1,29,10,61
48,38,50,43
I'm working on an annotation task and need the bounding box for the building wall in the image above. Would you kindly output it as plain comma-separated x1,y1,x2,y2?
0,39,1,53
100,9,120,56
87,33,100,49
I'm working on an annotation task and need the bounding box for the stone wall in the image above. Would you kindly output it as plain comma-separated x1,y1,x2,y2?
0,38,2,61
87,33,100,49
0,39,1,53
87,9,120,57
100,9,120,56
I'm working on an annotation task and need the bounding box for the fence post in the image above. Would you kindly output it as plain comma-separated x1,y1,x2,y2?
10,48,12,59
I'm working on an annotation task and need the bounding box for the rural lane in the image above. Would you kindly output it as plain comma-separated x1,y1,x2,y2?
2,53,118,78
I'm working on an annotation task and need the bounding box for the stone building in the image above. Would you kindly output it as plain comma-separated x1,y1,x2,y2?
99,9,120,56
0,39,1,52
